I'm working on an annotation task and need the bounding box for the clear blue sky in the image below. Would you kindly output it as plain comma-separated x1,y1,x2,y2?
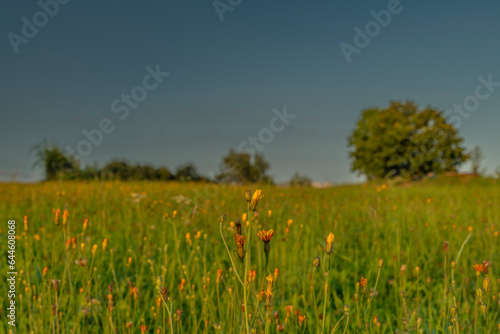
1,0,499,183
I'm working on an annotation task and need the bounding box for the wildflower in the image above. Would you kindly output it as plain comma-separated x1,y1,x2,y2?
185,233,192,246
266,274,274,289
83,218,88,231
312,257,320,268
344,304,350,316
42,267,49,277
160,287,168,301
75,258,87,266
297,313,306,326
212,322,222,331
257,229,274,256
54,209,61,225
480,303,487,316
140,325,147,334
274,267,279,281
24,215,28,232
476,288,483,299
249,189,264,211
248,269,256,282
244,190,252,202
443,241,449,253
234,235,246,261
451,261,456,270
378,259,384,268
102,238,108,251
268,210,272,218
483,277,491,293
219,213,227,224
325,233,335,255
277,323,284,331
473,264,485,275
216,269,223,283
360,277,368,289
62,209,69,225
178,279,186,291
234,219,242,236
450,306,457,316
91,244,98,256
265,286,273,308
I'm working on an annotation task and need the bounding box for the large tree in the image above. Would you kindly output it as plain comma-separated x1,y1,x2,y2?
348,101,469,180
32,140,79,180
216,150,272,184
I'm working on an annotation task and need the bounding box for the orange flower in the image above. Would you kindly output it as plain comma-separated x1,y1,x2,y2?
54,209,61,225
234,235,246,247
360,277,368,288
257,229,274,243
216,269,223,283
235,235,246,261
473,264,485,275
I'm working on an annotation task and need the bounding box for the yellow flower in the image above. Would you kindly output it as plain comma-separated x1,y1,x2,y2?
325,233,335,255
249,189,264,211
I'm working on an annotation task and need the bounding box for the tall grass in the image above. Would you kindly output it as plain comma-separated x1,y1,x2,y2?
0,178,498,333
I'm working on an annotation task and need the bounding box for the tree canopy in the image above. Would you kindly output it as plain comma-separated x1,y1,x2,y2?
348,101,469,180
216,150,272,184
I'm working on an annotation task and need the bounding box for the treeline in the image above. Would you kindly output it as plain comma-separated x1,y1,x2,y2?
33,144,312,186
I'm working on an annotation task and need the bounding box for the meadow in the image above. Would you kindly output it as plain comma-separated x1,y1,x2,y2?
0,178,499,333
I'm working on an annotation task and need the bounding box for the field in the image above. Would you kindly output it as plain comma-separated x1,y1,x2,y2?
1,179,499,333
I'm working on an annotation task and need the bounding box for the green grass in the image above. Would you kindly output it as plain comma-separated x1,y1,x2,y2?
0,178,499,333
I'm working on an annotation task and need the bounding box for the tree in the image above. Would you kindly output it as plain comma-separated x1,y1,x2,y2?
348,101,469,180
469,145,484,175
216,150,272,184
32,140,79,180
102,160,134,180
289,172,312,187
175,163,201,182
156,167,173,181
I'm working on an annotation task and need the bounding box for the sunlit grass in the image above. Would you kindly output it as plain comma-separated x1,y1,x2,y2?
0,179,499,333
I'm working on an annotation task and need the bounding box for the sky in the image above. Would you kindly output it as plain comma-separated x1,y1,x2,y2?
1,0,499,184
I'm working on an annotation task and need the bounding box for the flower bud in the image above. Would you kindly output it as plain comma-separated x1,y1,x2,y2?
244,190,252,202
219,213,227,225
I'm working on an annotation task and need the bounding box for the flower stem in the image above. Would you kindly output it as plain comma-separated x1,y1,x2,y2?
219,223,244,286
